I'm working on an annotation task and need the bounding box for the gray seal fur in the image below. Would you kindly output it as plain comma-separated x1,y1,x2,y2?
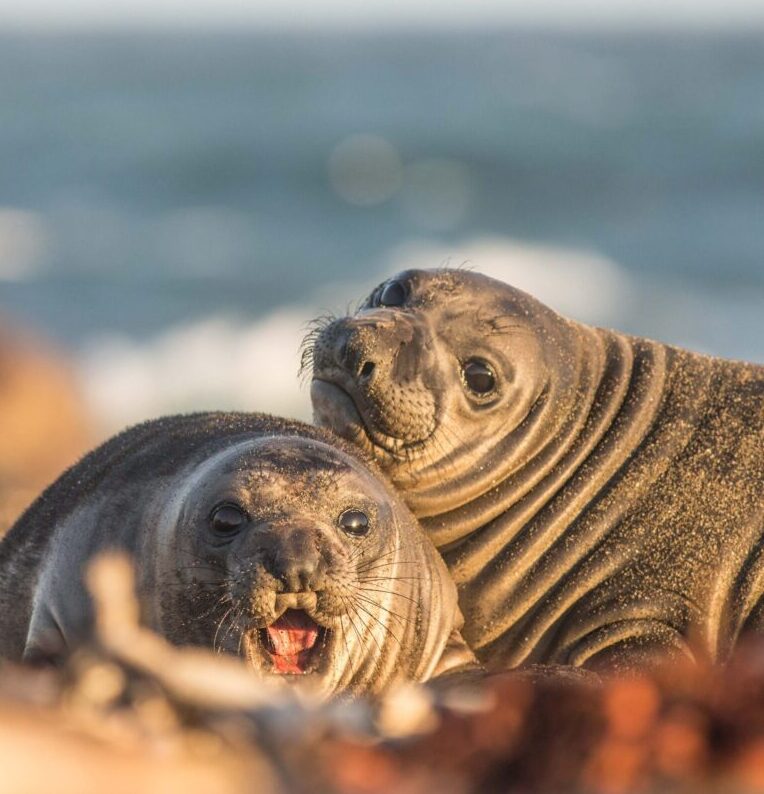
309,268,764,672
0,412,475,696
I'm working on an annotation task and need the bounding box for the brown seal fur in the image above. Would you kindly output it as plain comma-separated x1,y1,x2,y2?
0,412,475,696
308,268,764,672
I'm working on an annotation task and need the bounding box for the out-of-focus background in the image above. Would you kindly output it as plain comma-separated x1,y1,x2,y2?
0,0,763,524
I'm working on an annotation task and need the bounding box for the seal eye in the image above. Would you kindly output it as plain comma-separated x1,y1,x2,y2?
210,504,247,535
463,359,496,396
338,509,370,537
379,280,406,308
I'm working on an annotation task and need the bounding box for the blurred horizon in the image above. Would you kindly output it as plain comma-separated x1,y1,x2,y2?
0,26,762,434
2,0,764,31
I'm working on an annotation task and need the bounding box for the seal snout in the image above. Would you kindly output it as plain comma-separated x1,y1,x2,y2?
246,528,337,675
267,525,327,594
309,313,439,451
274,590,318,614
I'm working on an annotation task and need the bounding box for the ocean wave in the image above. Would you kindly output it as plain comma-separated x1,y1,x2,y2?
78,309,314,434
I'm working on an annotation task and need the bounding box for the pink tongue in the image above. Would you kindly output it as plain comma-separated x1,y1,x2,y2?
266,610,319,659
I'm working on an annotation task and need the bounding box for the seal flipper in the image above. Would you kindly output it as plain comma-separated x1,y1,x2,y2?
429,604,482,679
430,626,482,679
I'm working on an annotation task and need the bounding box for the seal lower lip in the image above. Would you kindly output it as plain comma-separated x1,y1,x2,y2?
312,377,412,457
259,609,326,675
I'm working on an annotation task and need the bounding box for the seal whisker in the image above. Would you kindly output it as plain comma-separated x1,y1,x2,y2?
299,312,338,381
221,601,249,652
345,539,374,566
354,593,414,628
357,586,420,606
237,614,249,658
351,599,403,650
353,549,400,571
213,604,236,653
336,599,355,681
343,593,386,662
342,596,373,660
346,599,391,663
355,560,421,574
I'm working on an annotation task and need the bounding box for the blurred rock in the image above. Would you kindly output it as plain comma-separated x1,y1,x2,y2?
0,320,92,534
4,554,764,793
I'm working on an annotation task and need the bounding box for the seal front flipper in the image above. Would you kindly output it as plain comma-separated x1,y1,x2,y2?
430,625,482,680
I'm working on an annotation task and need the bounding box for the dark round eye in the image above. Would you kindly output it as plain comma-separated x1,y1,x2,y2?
338,509,370,537
463,359,496,395
210,504,247,535
379,280,406,307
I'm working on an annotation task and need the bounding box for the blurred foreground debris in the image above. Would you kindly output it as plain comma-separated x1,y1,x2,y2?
3,555,764,793
0,321,92,533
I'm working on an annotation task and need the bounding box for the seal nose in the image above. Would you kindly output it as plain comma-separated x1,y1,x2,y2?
269,528,326,593
333,317,392,381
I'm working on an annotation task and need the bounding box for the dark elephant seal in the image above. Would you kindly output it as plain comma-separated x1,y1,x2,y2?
0,412,475,696
308,268,764,672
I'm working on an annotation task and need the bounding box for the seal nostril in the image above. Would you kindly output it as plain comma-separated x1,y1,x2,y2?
360,361,375,379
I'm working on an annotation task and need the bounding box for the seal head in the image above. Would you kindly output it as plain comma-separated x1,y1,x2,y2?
309,268,585,533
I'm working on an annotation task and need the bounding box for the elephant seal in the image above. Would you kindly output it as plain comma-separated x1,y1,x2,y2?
308,268,764,672
0,412,475,696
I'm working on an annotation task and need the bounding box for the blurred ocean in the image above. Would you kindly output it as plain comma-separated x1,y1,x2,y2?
0,30,762,431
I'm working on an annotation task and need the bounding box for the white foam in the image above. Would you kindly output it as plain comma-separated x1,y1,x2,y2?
0,208,47,281
78,308,313,434
384,236,632,325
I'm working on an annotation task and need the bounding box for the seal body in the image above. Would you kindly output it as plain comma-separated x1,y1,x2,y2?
0,412,474,696
309,269,764,672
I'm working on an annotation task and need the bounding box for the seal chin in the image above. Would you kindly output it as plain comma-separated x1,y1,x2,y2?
311,378,427,460
249,609,332,677
311,378,375,454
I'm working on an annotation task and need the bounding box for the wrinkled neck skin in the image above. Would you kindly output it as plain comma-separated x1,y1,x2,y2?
383,305,612,550
410,316,670,558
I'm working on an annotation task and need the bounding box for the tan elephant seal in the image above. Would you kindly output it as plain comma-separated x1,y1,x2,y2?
0,412,476,697
308,268,764,672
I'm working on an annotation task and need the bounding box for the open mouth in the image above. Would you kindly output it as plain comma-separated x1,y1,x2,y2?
257,609,329,675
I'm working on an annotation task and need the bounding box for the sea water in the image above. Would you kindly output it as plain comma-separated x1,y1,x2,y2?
0,30,761,427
